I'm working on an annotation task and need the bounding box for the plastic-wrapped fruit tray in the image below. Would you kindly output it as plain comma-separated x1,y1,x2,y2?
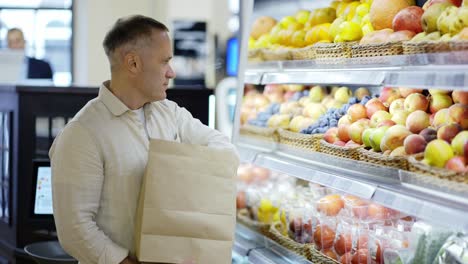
407,154,468,184
269,222,310,259
402,41,451,55
240,125,278,142
319,139,362,160
237,209,271,237
291,46,316,60
358,148,409,170
278,129,322,152
351,42,403,58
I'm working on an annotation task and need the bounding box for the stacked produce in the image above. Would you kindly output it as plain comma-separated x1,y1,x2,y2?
243,84,373,135
323,88,468,173
235,166,461,263
248,0,468,59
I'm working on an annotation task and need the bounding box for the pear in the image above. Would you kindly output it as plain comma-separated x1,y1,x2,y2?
410,32,427,42
422,2,454,33
458,6,468,27
437,6,463,35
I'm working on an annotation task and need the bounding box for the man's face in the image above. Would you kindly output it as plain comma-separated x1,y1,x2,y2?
7,30,25,50
137,30,176,102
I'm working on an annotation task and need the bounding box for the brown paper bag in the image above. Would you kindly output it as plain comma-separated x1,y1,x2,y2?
135,139,239,264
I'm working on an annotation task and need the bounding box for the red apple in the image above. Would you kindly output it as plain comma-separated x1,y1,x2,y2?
465,142,468,161
406,110,430,134
452,90,468,105
445,156,467,173
365,98,388,119
379,87,402,104
392,7,424,33
348,119,370,145
389,98,406,114
404,93,429,112
352,249,370,264
404,134,427,154
314,224,336,250
423,0,462,10
325,127,341,144
341,252,353,264
338,124,351,142
398,87,423,98
348,104,368,122
317,194,344,216
437,123,462,143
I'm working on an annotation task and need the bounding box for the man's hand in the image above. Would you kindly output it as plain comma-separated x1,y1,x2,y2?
120,256,138,264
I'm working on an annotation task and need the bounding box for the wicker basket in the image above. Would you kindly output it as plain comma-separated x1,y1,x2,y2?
278,129,322,151
269,222,310,259
262,48,292,61
290,46,316,60
240,125,278,142
358,148,409,170
237,209,271,237
402,41,451,55
307,246,340,264
450,40,468,51
314,42,354,64
407,154,468,183
351,42,403,58
319,139,362,160
248,48,264,62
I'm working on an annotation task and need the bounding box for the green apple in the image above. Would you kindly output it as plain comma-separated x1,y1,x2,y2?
424,139,454,168
370,126,390,152
422,2,454,33
309,85,327,103
362,128,376,148
334,87,352,103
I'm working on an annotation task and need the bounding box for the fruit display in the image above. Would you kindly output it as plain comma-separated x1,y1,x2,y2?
235,166,463,263
248,0,468,61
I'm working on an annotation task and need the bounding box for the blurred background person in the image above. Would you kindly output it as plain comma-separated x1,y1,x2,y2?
7,27,53,79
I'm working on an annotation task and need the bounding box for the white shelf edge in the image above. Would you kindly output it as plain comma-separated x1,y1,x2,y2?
235,137,468,228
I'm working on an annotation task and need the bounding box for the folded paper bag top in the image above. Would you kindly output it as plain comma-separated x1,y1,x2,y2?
135,139,239,264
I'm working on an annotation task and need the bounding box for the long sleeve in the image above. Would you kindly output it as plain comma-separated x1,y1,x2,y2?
50,121,128,264
174,102,238,152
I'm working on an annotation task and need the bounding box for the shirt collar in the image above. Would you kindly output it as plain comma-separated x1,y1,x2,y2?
98,81,130,117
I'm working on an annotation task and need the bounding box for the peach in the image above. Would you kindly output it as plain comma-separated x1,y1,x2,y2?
445,156,467,173
404,134,427,154
380,125,413,152
429,89,451,95
335,87,353,103
448,103,468,129
389,98,405,114
348,119,370,145
452,90,468,105
348,104,368,122
338,124,351,142
451,131,468,156
317,194,344,217
432,108,456,128
324,127,340,144
335,233,353,256
346,140,362,147
377,120,397,127
437,124,462,143
309,85,327,102
392,7,424,33
334,140,346,146
390,146,407,156
379,87,402,104
404,93,429,112
420,128,438,143
365,98,388,119
338,114,353,126
370,110,392,127
303,103,327,119
430,94,453,114
398,87,423,98
391,110,410,125
406,110,430,133
424,139,454,168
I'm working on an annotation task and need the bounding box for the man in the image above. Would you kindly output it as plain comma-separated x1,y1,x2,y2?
50,15,236,264
7,28,53,79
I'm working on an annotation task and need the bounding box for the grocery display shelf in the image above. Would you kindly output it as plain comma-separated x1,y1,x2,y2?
245,51,468,90
236,136,468,231
235,224,313,264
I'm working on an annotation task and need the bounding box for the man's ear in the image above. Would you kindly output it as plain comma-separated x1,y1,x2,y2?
124,52,142,74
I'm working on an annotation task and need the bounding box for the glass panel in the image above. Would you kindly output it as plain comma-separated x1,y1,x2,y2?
0,184,3,219
3,150,8,181
3,185,8,221
2,113,8,149
0,0,72,9
51,116,65,137
0,113,3,150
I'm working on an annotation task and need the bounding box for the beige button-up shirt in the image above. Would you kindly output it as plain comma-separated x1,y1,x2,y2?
50,82,235,264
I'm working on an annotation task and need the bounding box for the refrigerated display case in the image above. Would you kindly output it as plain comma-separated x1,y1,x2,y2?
232,0,468,263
